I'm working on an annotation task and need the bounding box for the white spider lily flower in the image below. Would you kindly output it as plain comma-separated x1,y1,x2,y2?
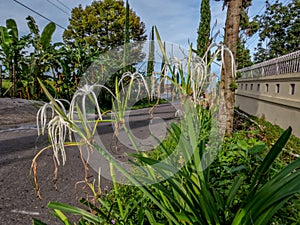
190,57,207,101
118,72,150,100
170,56,185,77
69,83,116,124
47,114,71,165
36,99,72,166
36,99,70,136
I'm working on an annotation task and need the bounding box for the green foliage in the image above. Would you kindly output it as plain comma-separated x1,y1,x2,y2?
31,23,300,225
32,218,48,225
6,19,18,42
40,22,56,49
63,0,146,53
236,37,253,69
146,26,155,77
130,97,167,110
0,0,146,101
229,81,238,91
34,86,300,224
235,71,242,79
124,0,130,45
0,18,30,97
225,112,300,224
254,0,300,62
196,0,211,58
0,16,61,100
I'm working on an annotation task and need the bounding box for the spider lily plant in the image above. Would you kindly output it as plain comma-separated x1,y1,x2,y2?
113,71,150,122
32,28,300,225
111,71,151,153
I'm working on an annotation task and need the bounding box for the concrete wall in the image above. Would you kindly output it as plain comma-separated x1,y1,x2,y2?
236,73,300,137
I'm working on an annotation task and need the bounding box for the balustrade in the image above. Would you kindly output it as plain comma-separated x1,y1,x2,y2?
239,50,300,78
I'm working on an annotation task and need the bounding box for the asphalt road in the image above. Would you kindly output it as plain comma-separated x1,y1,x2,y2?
0,103,177,224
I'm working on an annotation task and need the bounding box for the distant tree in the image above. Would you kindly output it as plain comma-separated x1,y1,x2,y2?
254,0,300,62
146,26,155,78
236,36,253,69
63,0,147,53
236,1,258,69
197,0,211,58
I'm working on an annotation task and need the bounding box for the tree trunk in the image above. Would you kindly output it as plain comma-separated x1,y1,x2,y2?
12,63,17,98
221,0,243,136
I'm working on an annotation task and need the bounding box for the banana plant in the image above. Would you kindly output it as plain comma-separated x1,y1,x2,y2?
0,18,30,97
26,16,57,99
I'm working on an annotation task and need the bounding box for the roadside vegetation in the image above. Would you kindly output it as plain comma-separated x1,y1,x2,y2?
0,0,146,102
32,26,300,225
32,84,300,225
0,0,299,224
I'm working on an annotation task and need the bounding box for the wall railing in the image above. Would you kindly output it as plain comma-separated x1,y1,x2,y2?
239,50,300,79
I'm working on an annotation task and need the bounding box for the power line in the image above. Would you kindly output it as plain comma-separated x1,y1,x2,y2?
249,0,276,19
282,0,291,6
45,0,70,16
11,0,67,30
247,0,293,51
246,0,279,49
54,0,71,11
249,4,265,19
247,33,260,48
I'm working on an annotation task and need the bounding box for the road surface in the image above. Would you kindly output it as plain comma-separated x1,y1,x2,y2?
0,103,177,224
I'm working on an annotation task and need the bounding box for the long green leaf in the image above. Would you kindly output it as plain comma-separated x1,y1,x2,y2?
225,175,244,208
48,202,100,224
145,209,164,225
41,22,56,49
6,19,18,42
26,16,40,36
92,143,181,225
32,218,47,225
154,26,177,82
233,153,300,225
80,198,108,219
51,209,73,225
249,126,292,196
0,26,12,55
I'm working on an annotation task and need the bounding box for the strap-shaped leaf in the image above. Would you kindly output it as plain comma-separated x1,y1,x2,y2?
48,202,100,224
26,16,40,36
51,209,73,225
249,126,292,196
32,218,47,225
0,26,12,45
6,19,18,42
41,22,56,49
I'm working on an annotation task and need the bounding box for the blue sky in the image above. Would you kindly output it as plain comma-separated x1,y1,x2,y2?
0,0,279,56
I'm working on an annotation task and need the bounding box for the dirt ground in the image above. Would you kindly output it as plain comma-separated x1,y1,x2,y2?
0,98,177,224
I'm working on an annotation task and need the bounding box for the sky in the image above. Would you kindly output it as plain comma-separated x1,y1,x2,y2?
0,0,280,56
